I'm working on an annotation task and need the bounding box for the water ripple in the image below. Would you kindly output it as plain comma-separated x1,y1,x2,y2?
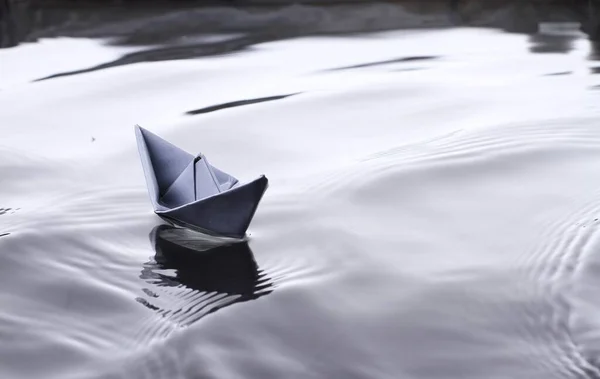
292,117,600,378
133,225,274,344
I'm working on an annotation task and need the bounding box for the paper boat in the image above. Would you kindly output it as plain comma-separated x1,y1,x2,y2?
134,125,268,238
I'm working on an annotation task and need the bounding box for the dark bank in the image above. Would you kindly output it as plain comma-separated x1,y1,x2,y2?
2,0,600,50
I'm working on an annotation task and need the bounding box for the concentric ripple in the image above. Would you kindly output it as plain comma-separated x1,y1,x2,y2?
133,225,275,344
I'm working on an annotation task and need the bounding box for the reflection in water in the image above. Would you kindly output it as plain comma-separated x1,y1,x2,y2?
0,0,22,48
592,40,600,60
32,33,270,82
543,71,573,76
138,225,273,326
0,207,14,238
528,22,591,55
528,34,578,54
185,93,300,116
323,55,439,72
0,208,13,216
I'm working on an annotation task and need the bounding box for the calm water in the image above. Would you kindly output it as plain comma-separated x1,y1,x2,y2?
2,4,600,379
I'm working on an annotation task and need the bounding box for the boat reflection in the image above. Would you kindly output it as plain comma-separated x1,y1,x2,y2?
138,224,273,326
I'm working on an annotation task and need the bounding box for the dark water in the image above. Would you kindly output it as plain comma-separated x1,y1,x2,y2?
2,2,600,379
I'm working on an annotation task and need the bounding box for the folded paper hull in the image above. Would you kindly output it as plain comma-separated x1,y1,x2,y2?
157,176,268,238
134,125,268,238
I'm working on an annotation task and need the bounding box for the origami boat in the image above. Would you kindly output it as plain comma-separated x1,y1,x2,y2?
134,125,268,238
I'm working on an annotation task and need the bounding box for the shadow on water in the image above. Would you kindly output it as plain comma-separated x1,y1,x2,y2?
137,224,273,326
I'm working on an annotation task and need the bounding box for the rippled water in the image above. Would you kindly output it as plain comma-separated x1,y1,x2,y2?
2,5,600,378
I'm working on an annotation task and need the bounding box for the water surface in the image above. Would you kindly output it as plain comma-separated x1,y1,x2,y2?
1,5,600,379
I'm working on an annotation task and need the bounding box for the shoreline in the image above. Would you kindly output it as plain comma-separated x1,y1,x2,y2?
2,0,599,49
